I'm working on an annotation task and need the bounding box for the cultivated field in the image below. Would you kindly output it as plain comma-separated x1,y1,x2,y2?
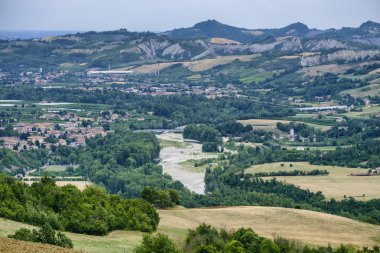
245,162,380,200
210,37,242,45
299,64,351,76
23,179,91,191
43,165,67,172
2,205,380,252
126,54,258,74
128,62,176,74
238,119,332,132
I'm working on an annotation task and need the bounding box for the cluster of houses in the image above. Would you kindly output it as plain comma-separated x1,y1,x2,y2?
0,69,68,85
0,116,112,152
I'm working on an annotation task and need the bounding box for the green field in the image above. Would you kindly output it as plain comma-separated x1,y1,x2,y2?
245,162,380,200
239,71,274,84
343,105,380,119
159,139,189,149
43,165,67,172
179,159,214,173
340,83,380,97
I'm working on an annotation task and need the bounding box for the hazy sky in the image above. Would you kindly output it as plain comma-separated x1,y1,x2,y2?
0,0,379,31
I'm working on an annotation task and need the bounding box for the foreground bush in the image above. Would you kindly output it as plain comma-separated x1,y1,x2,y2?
135,233,182,253
0,174,159,235
9,223,73,248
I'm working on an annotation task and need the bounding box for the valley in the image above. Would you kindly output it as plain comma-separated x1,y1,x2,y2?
0,10,380,253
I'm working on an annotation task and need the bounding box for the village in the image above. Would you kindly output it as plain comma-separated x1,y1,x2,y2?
0,110,117,151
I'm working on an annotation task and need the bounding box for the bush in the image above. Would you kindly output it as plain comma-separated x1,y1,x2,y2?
9,223,73,248
135,233,182,253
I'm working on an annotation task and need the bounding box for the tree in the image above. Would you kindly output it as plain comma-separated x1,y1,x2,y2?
224,240,245,253
259,239,280,253
135,233,182,253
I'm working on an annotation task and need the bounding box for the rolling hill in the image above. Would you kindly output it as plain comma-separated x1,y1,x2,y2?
1,206,380,252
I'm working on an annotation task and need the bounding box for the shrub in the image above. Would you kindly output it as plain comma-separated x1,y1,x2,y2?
135,233,182,253
9,223,73,248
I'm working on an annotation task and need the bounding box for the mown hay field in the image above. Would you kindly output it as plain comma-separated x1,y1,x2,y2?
245,162,380,200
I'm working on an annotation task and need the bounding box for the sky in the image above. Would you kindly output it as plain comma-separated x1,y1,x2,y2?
0,0,379,32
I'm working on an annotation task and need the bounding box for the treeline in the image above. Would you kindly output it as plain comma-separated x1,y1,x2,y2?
0,148,49,174
252,169,329,177
135,223,380,253
310,139,380,168
276,118,380,145
0,174,159,235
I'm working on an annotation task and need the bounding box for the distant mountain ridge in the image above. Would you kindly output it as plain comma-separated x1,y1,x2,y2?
165,19,380,43
0,19,379,72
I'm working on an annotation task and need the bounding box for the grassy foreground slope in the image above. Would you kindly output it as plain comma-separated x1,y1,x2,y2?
2,206,380,252
159,207,380,248
0,237,82,253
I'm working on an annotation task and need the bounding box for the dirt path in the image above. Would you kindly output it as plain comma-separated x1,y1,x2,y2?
158,133,216,194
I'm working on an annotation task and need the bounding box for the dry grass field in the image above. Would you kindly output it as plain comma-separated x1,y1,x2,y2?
125,54,258,74
23,180,91,191
0,218,142,253
280,52,320,59
2,206,380,252
245,162,380,200
182,55,257,71
210,37,242,45
299,64,351,76
129,62,177,74
158,206,380,247
0,237,82,253
238,119,332,132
